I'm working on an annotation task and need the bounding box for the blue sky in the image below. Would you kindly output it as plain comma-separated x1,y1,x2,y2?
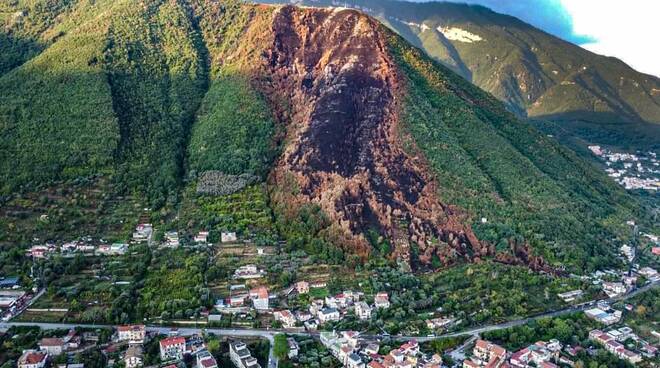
411,0,659,77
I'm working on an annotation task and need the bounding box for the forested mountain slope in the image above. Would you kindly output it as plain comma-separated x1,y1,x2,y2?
0,0,648,272
264,0,660,125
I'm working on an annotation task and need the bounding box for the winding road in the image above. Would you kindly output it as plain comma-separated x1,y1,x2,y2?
1,280,656,367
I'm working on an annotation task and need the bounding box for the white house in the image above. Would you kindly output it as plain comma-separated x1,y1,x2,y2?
602,282,627,297
230,341,261,368
124,345,143,368
249,286,269,310
117,325,146,344
287,338,299,359
194,231,209,243
374,292,390,309
234,265,263,279
296,281,310,294
346,353,365,368
196,350,218,368
274,310,297,328
159,336,186,361
221,232,238,243
354,301,372,320
319,307,340,323
38,338,64,355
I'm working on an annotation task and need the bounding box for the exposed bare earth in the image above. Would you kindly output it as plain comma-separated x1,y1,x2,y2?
254,6,484,268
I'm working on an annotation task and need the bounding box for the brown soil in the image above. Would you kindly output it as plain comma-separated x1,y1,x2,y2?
253,6,484,268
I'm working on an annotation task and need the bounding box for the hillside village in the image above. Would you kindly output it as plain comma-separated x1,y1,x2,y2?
588,146,660,191
1,214,659,368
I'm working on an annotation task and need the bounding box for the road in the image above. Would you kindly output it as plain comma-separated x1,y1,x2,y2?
0,322,279,368
1,280,656,367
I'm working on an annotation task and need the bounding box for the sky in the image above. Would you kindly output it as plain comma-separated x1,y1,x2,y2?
413,0,660,77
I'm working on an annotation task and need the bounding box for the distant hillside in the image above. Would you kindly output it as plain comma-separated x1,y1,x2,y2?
263,0,660,125
0,0,649,272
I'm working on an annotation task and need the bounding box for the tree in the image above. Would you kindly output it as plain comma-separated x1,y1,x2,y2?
273,334,289,360
207,339,220,355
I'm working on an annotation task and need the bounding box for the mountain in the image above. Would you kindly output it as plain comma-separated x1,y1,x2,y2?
0,0,647,272
262,0,660,126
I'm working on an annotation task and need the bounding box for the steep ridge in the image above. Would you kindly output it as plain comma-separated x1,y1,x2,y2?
0,0,646,271
261,7,481,265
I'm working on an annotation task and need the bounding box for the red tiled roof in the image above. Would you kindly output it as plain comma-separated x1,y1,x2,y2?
160,336,186,347
20,352,47,364
250,286,269,299
200,357,217,367
39,337,63,346
118,324,145,332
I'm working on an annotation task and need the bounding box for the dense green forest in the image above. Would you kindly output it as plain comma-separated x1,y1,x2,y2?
0,0,654,272
387,31,643,270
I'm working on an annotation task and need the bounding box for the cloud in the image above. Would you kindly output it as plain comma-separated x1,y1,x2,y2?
413,0,594,44
560,0,660,77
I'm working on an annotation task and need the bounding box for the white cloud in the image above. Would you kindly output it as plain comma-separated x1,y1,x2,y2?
560,0,660,77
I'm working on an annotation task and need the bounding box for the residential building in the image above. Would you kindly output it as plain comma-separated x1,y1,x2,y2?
304,319,319,330
221,232,238,243
347,353,365,368
296,281,310,294
309,299,325,316
355,301,372,320
364,343,380,356
338,345,353,365
274,310,297,328
426,317,454,330
234,265,263,279
186,334,207,354
249,286,269,310
318,307,340,323
194,231,209,243
18,350,47,368
640,344,657,358
132,224,152,243
165,231,180,247
196,350,218,368
230,341,261,368
374,292,390,309
557,290,583,303
226,296,245,310
465,339,506,368
295,310,313,322
510,341,559,368
287,338,299,359
620,244,635,262
124,345,143,368
326,294,349,309
0,276,20,289
39,337,64,355
602,282,627,298
159,336,186,361
638,267,659,280
342,331,360,348
117,325,146,344
585,308,621,325
589,329,642,364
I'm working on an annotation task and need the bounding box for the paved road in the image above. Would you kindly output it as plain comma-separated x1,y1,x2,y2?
0,322,279,368
1,280,656,367
388,279,659,342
